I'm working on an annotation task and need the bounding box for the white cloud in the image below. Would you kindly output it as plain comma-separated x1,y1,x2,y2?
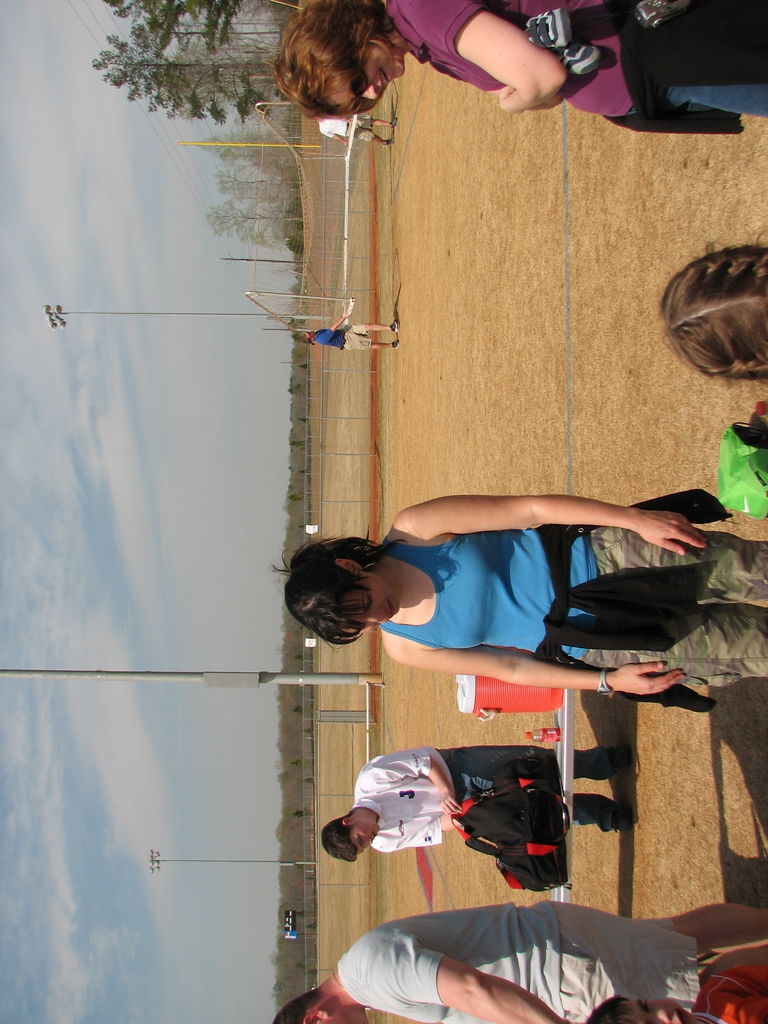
0,692,92,1023
64,685,174,861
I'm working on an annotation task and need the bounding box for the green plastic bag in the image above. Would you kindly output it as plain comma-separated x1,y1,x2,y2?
718,424,768,519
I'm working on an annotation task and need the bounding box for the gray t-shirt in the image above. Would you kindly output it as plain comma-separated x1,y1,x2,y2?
336,903,564,1024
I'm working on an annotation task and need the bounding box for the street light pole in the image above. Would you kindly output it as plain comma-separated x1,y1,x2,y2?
41,302,275,330
148,849,314,872
0,669,382,686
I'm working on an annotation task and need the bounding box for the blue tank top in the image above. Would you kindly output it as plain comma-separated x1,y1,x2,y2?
379,531,596,658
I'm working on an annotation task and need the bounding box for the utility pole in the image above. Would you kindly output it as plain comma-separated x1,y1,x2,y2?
0,669,382,687
41,302,273,330
148,849,314,872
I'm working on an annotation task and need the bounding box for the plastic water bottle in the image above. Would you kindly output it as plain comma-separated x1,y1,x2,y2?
524,727,561,743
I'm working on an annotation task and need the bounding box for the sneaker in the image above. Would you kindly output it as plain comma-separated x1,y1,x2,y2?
606,744,633,774
526,8,572,49
390,318,399,332
609,804,634,832
391,339,400,348
560,41,602,75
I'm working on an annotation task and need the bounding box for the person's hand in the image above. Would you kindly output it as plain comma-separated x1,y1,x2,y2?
528,94,563,110
609,662,686,694
440,793,462,815
631,509,707,554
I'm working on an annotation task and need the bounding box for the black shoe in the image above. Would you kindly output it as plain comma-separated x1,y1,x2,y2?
606,743,632,773
391,339,400,349
609,804,634,832
390,318,399,332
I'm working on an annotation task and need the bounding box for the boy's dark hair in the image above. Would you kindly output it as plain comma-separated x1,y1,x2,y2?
279,536,390,644
586,996,634,1024
273,989,320,1024
321,815,358,861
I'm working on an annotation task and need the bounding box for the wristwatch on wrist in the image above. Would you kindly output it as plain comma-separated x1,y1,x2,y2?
596,668,613,695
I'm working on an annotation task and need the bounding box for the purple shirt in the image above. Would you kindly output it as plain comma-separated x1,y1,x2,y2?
387,0,633,116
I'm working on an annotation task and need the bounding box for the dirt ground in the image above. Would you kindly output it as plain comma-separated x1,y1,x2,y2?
314,62,768,1011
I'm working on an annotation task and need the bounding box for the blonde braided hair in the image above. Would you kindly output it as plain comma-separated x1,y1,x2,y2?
661,245,768,379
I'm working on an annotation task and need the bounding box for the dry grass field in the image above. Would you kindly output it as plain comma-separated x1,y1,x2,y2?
311,62,768,1019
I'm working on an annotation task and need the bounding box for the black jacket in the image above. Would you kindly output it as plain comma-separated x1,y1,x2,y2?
534,490,729,664
605,0,768,134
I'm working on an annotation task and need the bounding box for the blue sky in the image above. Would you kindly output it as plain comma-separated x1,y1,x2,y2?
1,3,296,1020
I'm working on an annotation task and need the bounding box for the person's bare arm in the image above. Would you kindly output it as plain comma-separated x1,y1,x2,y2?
389,494,706,555
436,957,566,1024
328,311,350,331
699,943,768,983
498,90,563,112
381,633,685,696
454,11,566,113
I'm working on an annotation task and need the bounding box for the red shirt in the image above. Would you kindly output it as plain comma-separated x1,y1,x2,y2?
694,965,768,1024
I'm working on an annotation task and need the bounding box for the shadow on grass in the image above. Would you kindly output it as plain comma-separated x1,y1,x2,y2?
584,676,768,913
708,677,768,907
581,690,638,918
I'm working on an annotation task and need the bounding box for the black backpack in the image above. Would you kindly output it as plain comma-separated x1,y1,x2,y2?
453,752,570,891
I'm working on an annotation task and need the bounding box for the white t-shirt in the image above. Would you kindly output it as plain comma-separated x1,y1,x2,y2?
337,903,564,1024
353,747,449,851
336,904,700,1024
317,117,350,139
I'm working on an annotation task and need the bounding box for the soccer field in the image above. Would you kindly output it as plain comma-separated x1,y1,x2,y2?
314,64,768,1004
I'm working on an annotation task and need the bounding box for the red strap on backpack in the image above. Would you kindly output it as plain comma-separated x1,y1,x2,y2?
452,799,526,889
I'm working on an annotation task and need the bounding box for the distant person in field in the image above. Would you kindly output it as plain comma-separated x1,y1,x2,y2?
316,113,396,145
305,309,399,351
321,743,635,862
661,245,768,380
586,945,768,1024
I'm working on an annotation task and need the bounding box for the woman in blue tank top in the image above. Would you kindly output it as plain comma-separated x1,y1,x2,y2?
281,492,768,703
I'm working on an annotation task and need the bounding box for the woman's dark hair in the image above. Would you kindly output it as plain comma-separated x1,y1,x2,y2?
279,536,390,644
274,0,396,117
661,245,768,379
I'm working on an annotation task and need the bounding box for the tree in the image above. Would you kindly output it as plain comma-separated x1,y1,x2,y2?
94,32,265,122
102,0,247,50
207,199,271,242
93,0,284,122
